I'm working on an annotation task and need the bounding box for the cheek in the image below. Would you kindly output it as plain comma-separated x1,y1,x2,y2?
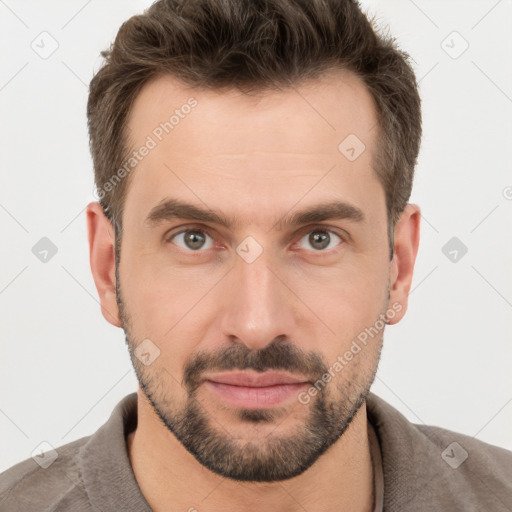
297,268,387,378
119,207,205,319
288,253,389,333
118,241,226,356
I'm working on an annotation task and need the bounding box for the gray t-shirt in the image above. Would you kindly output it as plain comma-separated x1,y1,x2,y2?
1,392,511,511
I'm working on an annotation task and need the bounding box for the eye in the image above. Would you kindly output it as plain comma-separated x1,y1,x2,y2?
296,229,344,252
168,229,215,251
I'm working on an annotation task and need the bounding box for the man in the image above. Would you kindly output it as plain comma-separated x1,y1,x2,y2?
1,0,511,510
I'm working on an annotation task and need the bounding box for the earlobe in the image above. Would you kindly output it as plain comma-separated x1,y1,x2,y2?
387,204,421,325
86,202,122,327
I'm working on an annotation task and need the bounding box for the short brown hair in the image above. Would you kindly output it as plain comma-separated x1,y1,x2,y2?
87,0,421,257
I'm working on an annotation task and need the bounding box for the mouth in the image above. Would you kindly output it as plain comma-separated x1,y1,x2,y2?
203,371,310,409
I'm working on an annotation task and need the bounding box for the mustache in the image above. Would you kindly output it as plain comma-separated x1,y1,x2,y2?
183,338,328,392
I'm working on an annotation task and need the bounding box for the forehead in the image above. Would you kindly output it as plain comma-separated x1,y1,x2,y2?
126,70,377,153
122,70,383,230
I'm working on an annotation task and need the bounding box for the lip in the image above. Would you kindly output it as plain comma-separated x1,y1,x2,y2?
203,371,310,410
204,371,309,387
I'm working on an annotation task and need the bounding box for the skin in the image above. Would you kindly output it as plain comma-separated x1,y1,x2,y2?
87,71,420,512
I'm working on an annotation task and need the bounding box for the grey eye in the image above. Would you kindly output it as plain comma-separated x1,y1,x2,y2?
171,230,214,251
297,230,342,251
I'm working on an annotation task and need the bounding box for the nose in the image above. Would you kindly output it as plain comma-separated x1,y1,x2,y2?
219,246,298,351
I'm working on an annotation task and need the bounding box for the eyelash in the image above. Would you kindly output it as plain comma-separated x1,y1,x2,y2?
165,225,347,255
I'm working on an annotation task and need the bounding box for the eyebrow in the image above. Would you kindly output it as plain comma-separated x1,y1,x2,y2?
145,197,365,231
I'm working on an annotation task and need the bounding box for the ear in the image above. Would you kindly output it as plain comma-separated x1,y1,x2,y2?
387,204,421,325
86,202,121,327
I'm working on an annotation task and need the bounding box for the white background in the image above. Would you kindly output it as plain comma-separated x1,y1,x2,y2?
1,0,511,473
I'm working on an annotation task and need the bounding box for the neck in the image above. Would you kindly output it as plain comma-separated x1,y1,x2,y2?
127,389,374,512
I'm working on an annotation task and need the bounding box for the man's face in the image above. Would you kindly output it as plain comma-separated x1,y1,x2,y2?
117,72,394,481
